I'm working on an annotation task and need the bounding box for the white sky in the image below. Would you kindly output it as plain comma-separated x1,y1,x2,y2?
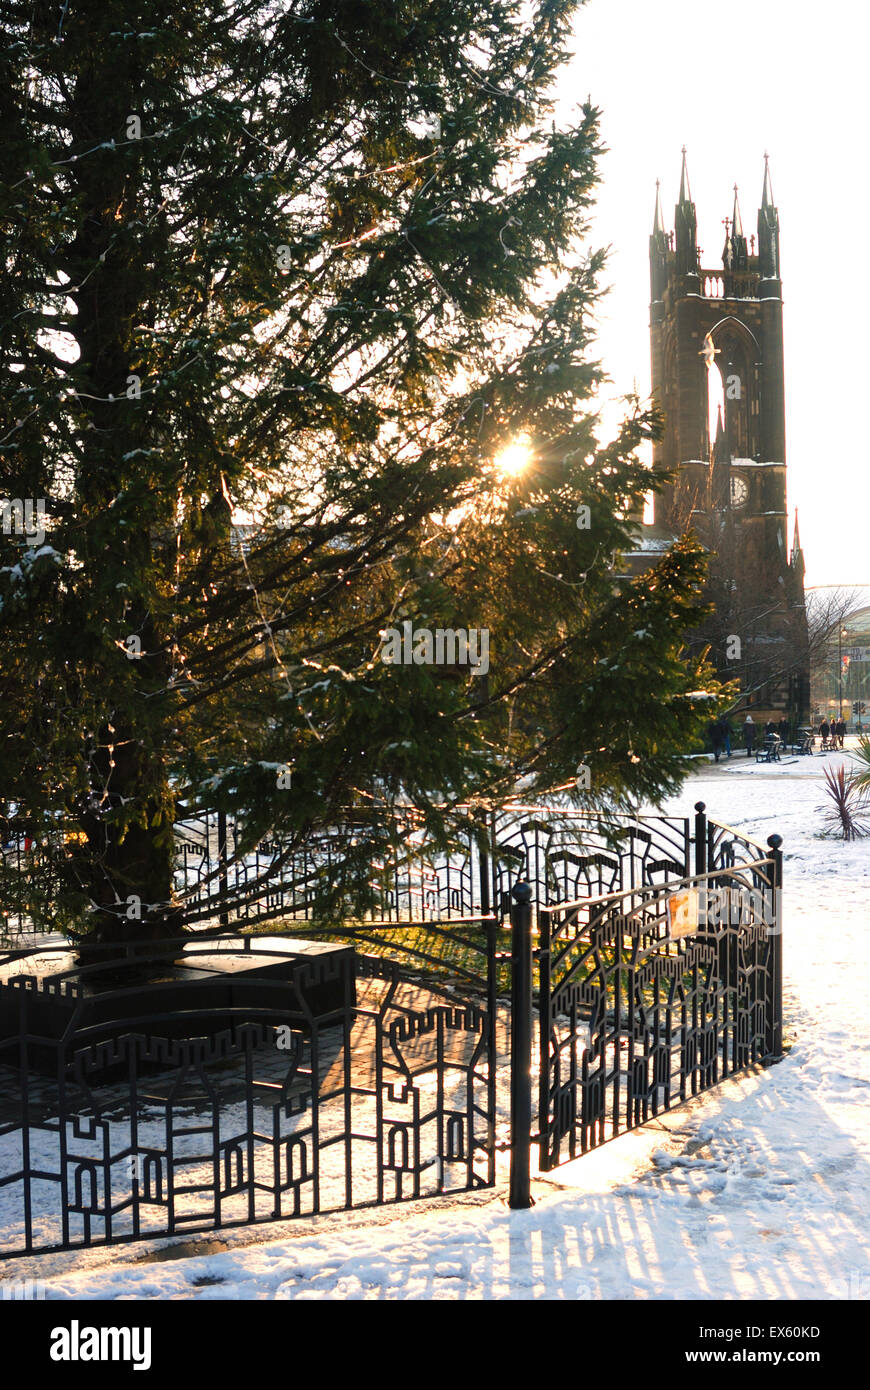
554,0,869,586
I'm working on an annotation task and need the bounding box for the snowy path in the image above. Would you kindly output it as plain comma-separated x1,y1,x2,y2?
3,750,869,1300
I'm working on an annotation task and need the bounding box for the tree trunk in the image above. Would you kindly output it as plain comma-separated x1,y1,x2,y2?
61,29,179,958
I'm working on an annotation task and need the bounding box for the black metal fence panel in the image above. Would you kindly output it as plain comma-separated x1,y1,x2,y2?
536,839,784,1173
169,806,696,930
0,804,784,1245
0,926,497,1258
3,803,756,941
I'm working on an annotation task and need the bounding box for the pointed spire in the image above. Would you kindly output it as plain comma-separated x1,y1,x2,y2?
653,178,665,234
679,145,692,204
758,152,780,283
790,509,805,581
674,147,698,278
650,178,669,300
762,151,774,209
727,184,748,271
711,404,729,505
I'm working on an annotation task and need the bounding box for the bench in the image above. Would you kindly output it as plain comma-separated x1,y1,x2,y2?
755,736,782,763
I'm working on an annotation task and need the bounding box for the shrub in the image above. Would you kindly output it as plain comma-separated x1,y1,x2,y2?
822,764,869,841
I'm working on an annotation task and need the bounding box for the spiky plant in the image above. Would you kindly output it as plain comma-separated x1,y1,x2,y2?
822,764,869,841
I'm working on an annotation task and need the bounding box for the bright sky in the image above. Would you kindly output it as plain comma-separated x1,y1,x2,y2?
554,0,869,587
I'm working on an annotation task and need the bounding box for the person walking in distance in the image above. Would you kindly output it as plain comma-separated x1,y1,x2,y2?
709,719,724,763
720,714,733,758
743,713,756,757
836,716,846,749
819,717,830,750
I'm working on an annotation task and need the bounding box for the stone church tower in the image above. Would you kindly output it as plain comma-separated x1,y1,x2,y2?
645,150,808,723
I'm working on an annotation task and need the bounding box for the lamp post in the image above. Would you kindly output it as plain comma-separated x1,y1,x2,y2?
838,627,848,721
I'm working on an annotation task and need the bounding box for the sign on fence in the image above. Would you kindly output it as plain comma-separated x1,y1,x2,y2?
667,888,700,939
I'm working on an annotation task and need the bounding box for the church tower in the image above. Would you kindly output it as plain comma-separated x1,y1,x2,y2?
647,151,807,720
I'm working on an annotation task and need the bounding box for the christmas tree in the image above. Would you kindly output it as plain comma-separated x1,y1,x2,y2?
0,0,722,941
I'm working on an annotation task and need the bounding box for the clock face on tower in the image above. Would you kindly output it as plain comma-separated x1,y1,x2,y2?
730,473,749,509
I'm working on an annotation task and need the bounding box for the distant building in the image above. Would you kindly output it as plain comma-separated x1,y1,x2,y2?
628,150,809,724
808,586,870,728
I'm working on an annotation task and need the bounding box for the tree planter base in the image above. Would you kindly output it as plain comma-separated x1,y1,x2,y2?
0,937,356,1079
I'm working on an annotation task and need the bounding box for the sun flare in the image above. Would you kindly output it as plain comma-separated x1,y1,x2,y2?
495,436,532,477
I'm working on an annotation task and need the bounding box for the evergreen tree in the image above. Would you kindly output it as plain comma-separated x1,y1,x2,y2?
0,0,722,940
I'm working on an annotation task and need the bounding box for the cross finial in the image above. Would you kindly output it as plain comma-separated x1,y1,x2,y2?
722,215,731,236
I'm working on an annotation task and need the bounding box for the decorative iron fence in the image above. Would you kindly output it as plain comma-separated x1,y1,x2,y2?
170,799,763,931
0,923,497,1258
533,828,783,1175
2,799,759,942
171,804,698,929
0,802,784,1255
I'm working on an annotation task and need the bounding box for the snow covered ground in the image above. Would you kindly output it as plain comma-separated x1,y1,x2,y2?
2,745,869,1300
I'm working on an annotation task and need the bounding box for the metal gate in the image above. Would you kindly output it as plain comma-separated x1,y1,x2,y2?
534,833,783,1173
